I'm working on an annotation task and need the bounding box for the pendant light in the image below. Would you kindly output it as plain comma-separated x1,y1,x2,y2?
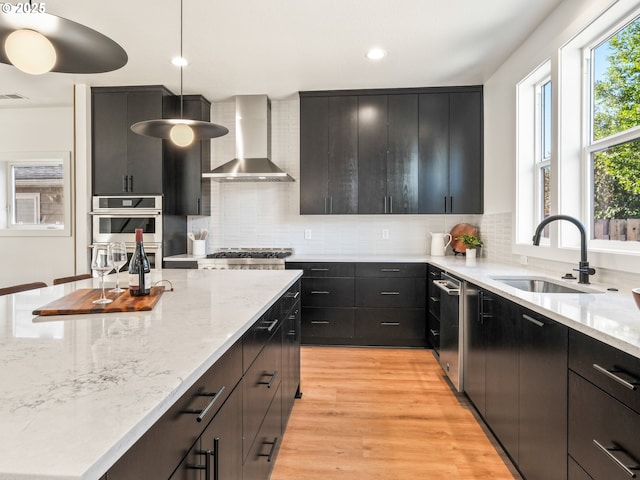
0,3,127,74
130,0,228,147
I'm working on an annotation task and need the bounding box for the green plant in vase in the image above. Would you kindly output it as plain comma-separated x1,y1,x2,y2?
455,234,483,261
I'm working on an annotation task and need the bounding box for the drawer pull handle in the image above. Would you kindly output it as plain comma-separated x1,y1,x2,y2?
593,439,639,478
429,296,440,302
381,322,400,326
310,268,330,271
522,314,545,327
429,329,440,337
381,291,400,295
311,321,330,324
258,371,278,388
593,364,639,391
183,386,226,422
311,290,330,295
259,318,279,332
259,437,279,462
285,291,301,299
380,268,401,272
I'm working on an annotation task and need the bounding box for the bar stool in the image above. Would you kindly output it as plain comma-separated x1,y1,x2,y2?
0,282,47,296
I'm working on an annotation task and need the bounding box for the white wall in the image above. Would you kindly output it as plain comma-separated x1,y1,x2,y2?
189,97,486,258
0,106,76,287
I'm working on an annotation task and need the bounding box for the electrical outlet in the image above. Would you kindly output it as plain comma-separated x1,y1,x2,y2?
382,229,389,240
520,255,528,265
304,229,312,240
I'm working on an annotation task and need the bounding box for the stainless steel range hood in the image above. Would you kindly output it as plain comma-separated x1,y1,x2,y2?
203,95,294,182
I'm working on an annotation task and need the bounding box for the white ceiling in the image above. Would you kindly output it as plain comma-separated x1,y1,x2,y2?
0,0,565,107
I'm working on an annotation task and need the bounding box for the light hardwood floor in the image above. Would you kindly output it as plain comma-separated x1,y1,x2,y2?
271,346,521,480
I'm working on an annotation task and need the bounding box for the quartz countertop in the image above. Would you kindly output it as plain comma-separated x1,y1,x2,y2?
0,269,302,480
286,253,640,359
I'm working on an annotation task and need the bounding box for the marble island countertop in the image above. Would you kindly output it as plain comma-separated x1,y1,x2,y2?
286,253,640,358
0,269,302,480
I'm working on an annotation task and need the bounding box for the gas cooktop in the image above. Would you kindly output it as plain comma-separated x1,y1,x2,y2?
206,248,293,259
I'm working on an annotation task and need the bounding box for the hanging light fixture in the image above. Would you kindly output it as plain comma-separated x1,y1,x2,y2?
130,0,228,147
0,2,127,74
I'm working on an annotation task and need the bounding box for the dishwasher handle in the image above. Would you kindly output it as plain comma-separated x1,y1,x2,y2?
433,279,460,296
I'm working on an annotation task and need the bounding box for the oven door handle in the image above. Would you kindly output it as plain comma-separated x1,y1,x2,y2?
90,211,162,217
433,279,460,296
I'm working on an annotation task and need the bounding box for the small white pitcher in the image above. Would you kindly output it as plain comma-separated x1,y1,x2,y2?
430,232,452,256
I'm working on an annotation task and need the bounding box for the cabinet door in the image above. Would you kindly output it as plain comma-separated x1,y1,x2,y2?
358,95,388,214
518,309,568,480
328,96,358,214
449,91,483,214
418,93,449,213
282,301,301,430
126,91,164,194
464,287,489,417
300,97,329,214
485,296,519,462
243,386,282,480
387,94,419,213
92,92,128,195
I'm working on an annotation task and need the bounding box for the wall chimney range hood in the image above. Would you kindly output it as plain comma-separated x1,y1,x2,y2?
203,95,294,182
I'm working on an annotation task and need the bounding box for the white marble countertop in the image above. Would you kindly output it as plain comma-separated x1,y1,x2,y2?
0,269,302,480
286,253,640,359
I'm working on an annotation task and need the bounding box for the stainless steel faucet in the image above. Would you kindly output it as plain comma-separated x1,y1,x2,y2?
532,214,596,284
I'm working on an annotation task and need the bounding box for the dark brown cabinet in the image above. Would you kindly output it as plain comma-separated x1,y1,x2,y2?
427,265,442,352
299,86,482,215
418,90,483,214
173,95,211,216
299,96,358,214
92,86,173,196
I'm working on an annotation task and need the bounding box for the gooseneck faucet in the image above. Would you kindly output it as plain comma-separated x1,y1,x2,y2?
532,214,596,284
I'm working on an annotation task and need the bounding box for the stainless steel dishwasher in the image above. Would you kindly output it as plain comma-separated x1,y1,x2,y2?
433,272,464,392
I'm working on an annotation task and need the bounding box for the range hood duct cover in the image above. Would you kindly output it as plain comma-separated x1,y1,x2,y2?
203,95,294,182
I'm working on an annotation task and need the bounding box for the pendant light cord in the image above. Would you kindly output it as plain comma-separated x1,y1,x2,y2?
179,0,184,119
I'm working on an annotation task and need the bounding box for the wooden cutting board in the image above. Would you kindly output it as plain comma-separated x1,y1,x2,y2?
450,223,479,254
33,287,164,316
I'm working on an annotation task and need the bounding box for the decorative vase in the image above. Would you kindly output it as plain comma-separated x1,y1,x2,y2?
465,247,477,266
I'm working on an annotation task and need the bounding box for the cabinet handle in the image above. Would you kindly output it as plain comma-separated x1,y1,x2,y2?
197,197,201,215
329,196,333,214
389,196,393,213
429,270,440,278
122,175,128,192
311,320,330,324
593,439,639,478
444,196,447,213
258,318,279,332
129,175,133,192
592,364,639,391
311,290,330,294
258,371,278,388
259,437,279,462
212,438,219,480
324,196,328,214
429,329,440,337
310,268,330,272
449,196,453,213
182,386,226,422
522,314,545,327
380,291,400,295
429,296,440,302
285,291,301,299
380,268,400,272
381,322,400,326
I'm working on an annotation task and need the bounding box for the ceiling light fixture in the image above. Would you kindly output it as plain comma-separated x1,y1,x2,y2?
131,0,228,148
0,4,127,74
366,48,386,61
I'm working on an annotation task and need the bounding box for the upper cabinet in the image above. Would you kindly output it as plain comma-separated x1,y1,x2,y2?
92,86,173,197
299,86,483,215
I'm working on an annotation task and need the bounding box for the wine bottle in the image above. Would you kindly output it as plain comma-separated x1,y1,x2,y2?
129,228,151,296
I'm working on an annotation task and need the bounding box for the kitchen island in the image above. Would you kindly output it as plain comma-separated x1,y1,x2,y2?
0,268,302,480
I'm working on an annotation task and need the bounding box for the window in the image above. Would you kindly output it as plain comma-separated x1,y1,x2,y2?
587,14,640,243
537,79,552,237
0,152,72,236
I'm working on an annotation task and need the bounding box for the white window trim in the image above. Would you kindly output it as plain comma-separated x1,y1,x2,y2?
0,151,72,237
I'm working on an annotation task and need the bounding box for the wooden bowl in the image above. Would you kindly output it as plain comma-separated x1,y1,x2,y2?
632,288,640,310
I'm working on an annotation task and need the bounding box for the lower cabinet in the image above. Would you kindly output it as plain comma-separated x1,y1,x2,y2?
465,284,568,480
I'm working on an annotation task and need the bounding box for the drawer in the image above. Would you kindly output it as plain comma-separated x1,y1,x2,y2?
355,308,426,346
356,262,426,278
428,287,441,317
243,302,282,373
569,371,640,480
243,326,282,460
287,262,355,278
302,277,354,307
301,307,355,343
106,340,242,480
428,312,440,351
568,456,593,480
569,329,640,413
355,277,425,308
280,280,301,318
243,385,282,480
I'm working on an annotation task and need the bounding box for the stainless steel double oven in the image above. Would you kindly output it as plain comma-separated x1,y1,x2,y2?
91,195,162,270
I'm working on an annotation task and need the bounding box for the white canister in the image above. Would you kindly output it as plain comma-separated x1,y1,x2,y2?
192,239,207,257
465,247,477,266
430,232,452,256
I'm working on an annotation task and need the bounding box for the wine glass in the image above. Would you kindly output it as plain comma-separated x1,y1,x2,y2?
109,242,128,293
91,244,114,304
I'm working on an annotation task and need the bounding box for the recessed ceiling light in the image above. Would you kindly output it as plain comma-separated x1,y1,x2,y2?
366,48,386,61
172,56,188,67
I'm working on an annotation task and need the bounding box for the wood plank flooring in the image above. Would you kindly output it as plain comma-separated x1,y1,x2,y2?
271,346,521,480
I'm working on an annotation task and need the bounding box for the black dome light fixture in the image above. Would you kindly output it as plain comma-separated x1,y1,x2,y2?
130,0,228,148
0,2,127,75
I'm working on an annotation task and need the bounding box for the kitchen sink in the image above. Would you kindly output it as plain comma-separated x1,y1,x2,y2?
491,276,602,294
